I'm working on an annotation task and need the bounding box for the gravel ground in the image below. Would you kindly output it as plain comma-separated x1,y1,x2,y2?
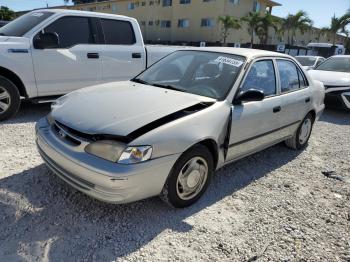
0,102,349,261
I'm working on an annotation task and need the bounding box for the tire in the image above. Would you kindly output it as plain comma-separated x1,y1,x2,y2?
0,76,21,121
285,113,314,150
160,144,214,208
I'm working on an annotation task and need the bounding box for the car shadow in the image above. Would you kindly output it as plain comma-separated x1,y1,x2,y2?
0,143,302,261
319,108,350,125
1,101,51,125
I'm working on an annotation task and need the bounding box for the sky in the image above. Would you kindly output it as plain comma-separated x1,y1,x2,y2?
1,0,350,29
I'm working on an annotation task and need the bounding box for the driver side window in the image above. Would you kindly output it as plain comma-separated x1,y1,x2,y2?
241,60,276,96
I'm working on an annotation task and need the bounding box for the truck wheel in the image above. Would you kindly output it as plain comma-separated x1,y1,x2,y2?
0,76,21,121
160,144,214,208
285,113,314,150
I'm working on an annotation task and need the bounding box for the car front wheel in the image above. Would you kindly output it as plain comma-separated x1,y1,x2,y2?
160,144,214,208
0,76,21,121
285,113,314,150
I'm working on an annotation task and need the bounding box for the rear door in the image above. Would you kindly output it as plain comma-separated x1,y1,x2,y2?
227,59,283,161
99,18,146,83
276,59,311,128
32,15,102,95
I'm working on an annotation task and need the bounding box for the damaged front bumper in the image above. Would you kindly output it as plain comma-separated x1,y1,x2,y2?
35,117,180,204
325,86,350,110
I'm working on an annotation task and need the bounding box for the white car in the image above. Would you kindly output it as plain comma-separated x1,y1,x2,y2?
308,55,350,110
36,48,325,207
0,9,180,120
295,56,325,70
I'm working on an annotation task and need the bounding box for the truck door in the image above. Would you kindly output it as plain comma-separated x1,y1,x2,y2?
98,18,146,83
31,16,102,96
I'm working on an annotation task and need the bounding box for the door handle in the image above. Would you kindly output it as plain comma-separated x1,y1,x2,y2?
273,106,281,113
305,97,311,103
132,52,141,58
87,53,99,59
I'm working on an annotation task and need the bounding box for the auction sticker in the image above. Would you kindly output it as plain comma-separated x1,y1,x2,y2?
215,56,244,67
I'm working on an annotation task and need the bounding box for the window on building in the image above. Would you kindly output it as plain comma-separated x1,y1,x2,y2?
141,1,146,6
101,19,136,45
253,0,261,12
201,18,215,27
149,20,154,26
135,2,140,7
155,20,160,26
128,3,135,9
112,4,117,13
178,19,189,28
150,0,154,5
229,0,239,5
162,0,172,6
180,0,191,4
160,20,171,28
44,16,93,48
203,0,215,2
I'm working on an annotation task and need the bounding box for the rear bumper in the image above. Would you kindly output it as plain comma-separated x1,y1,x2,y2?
36,117,180,204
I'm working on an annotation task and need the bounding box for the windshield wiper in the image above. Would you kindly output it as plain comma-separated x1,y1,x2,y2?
131,78,151,85
151,83,185,92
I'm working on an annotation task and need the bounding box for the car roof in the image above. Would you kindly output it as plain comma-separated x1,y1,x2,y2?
32,9,133,21
179,47,292,60
296,56,324,58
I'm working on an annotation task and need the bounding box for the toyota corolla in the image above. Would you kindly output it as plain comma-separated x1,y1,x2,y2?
36,48,325,208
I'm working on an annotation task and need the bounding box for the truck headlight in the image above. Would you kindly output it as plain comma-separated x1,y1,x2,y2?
85,140,126,162
118,146,152,164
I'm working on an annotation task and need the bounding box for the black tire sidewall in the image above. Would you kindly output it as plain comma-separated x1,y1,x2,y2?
165,145,214,208
0,76,20,121
295,113,314,150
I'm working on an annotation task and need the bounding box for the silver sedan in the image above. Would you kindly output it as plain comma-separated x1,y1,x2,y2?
36,47,325,208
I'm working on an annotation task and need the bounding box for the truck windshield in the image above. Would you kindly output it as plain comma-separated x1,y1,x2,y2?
132,50,246,100
316,57,350,73
0,11,54,37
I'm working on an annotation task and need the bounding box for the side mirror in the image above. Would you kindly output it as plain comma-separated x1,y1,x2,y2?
33,32,59,49
233,89,265,105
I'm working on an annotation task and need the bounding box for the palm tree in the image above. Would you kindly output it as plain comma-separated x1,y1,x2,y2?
321,11,350,45
218,15,241,46
256,13,279,44
0,6,14,21
241,12,262,47
282,11,312,45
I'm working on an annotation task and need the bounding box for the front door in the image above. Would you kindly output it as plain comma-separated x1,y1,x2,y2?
32,16,102,96
226,59,284,161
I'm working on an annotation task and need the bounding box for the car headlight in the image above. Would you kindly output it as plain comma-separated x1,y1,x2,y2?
118,146,153,164
85,141,152,164
85,140,126,162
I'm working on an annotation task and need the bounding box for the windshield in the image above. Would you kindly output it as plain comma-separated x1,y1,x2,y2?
0,11,53,37
133,51,245,100
295,56,317,66
315,56,350,73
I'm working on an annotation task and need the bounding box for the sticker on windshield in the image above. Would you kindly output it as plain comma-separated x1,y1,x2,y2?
31,12,44,17
214,56,244,67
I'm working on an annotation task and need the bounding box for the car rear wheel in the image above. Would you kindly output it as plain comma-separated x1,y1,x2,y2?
160,144,214,208
285,113,314,150
0,76,21,121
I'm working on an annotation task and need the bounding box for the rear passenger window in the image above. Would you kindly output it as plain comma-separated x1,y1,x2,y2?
297,69,307,88
241,60,276,96
101,19,136,45
277,60,300,93
44,16,93,48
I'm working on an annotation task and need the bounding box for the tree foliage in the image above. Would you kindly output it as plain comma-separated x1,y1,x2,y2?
0,6,14,21
321,10,350,45
281,10,313,45
218,15,241,46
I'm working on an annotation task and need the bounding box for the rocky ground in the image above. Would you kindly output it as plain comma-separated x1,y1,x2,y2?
0,102,349,261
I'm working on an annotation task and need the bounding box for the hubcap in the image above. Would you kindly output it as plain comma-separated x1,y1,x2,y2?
299,118,312,144
0,86,10,114
176,156,208,200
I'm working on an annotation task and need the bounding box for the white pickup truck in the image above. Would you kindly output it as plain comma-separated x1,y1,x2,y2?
0,9,180,120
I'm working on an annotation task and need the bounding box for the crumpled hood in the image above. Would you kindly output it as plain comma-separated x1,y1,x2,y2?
308,70,350,86
52,81,215,137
